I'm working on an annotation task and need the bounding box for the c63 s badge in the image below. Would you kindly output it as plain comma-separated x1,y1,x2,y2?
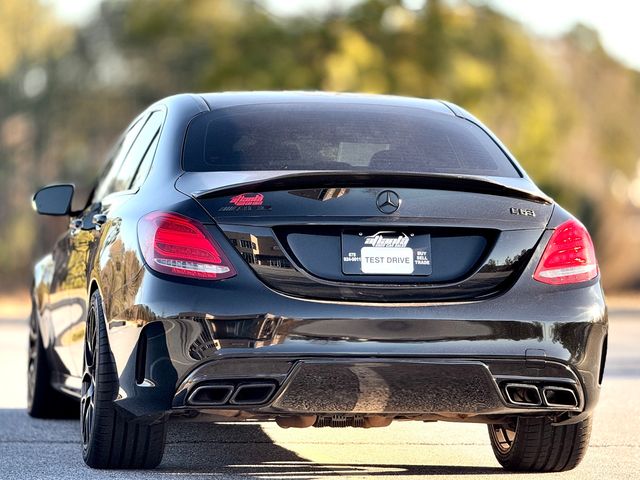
219,193,272,212
510,207,535,217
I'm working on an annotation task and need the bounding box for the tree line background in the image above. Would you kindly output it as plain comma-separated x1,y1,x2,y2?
1,0,639,293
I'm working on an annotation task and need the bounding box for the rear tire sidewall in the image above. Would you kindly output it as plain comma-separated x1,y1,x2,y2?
81,292,116,463
27,303,77,418
80,291,167,469
27,306,47,414
488,415,592,472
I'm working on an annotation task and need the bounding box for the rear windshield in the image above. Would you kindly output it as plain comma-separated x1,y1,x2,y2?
183,103,520,177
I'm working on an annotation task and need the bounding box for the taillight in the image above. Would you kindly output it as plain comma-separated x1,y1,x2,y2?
138,212,236,280
533,219,598,285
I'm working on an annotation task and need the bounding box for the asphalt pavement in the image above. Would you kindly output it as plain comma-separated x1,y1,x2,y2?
0,306,638,479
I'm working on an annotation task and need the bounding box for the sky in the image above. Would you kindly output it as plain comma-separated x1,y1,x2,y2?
45,0,640,71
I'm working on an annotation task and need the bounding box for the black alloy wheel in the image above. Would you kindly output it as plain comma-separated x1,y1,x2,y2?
80,307,97,450
27,298,77,419
488,423,516,454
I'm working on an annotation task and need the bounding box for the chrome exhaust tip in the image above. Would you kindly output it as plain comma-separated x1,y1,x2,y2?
187,384,234,406
504,383,542,406
542,386,579,408
229,382,277,405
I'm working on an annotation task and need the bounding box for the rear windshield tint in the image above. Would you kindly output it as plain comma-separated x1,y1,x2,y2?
183,103,520,177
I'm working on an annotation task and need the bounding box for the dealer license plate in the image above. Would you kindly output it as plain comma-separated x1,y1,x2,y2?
341,230,432,276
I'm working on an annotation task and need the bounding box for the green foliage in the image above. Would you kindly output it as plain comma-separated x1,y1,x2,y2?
0,0,639,290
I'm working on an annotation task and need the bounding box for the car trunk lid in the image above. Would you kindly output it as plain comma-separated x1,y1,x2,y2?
176,171,552,302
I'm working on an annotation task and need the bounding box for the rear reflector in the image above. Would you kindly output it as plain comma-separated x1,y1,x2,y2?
533,219,598,285
138,211,236,280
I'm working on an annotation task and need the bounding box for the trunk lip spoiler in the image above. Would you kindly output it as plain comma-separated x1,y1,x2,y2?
176,170,552,204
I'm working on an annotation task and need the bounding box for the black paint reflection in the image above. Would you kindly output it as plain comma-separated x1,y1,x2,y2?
217,225,543,302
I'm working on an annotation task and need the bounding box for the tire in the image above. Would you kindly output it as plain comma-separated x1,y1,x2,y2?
488,416,592,472
27,299,78,419
81,291,167,469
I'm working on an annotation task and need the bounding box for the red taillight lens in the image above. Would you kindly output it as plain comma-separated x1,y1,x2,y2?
533,219,598,285
138,212,236,280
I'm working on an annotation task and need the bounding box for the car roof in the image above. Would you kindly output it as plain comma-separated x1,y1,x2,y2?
195,91,456,116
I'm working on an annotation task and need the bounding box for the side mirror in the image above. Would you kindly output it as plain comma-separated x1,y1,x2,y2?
32,184,75,216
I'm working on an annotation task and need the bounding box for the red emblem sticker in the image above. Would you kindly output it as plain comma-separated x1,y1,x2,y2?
230,193,264,206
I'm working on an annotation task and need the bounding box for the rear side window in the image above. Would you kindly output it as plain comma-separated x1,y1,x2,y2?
93,116,146,201
183,103,519,178
131,132,160,190
113,110,164,192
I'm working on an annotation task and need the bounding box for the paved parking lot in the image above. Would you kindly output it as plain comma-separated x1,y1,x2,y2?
0,307,638,479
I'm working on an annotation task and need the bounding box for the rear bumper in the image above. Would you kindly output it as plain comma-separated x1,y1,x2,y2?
108,271,607,425
172,356,586,418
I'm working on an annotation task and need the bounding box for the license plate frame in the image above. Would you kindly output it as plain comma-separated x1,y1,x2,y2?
341,230,432,276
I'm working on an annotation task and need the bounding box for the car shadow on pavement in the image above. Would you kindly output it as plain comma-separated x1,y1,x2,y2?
2,411,510,478
160,421,508,477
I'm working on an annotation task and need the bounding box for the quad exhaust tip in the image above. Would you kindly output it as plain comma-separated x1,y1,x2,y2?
504,383,542,406
187,381,277,406
230,382,277,405
188,384,234,406
542,386,579,408
503,383,579,408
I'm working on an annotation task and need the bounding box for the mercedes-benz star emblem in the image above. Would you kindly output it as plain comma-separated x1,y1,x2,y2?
376,190,401,214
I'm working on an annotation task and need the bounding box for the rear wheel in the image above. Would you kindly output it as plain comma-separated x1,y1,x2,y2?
488,416,592,472
27,301,78,419
81,291,167,469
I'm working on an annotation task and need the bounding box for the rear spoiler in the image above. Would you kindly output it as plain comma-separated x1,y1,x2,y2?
176,171,552,204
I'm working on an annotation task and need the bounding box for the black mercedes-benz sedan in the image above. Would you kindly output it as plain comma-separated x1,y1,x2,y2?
29,92,607,471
